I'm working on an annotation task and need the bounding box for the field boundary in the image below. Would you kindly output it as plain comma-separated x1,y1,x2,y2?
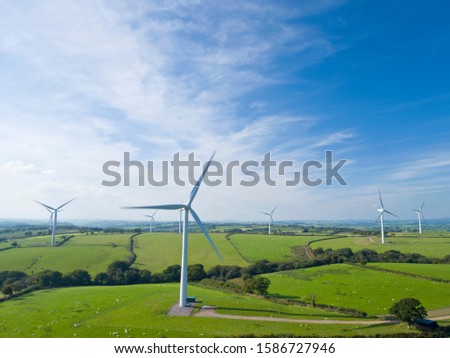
352,263,450,283
225,234,253,263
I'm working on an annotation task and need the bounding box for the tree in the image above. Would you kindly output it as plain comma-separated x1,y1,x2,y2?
188,264,207,282
161,265,181,282
244,277,271,296
38,270,63,288
2,285,13,296
63,270,91,286
107,261,130,272
389,298,427,327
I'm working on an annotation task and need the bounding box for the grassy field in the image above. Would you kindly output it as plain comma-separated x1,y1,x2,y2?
132,233,248,272
367,263,450,281
0,234,132,275
228,234,327,262
309,235,450,258
0,283,413,338
264,264,450,316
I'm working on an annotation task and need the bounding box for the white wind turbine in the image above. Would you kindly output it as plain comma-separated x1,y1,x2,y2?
412,201,425,234
35,198,76,246
143,210,158,232
261,206,277,235
123,153,223,307
376,191,398,244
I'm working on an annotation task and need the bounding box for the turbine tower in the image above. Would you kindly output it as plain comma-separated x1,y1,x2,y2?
123,152,222,307
376,191,398,244
261,206,277,235
412,201,425,234
143,210,158,232
35,198,76,246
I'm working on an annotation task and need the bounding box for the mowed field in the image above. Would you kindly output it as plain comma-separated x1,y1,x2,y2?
0,234,132,275
264,264,450,316
0,283,412,338
228,234,328,262
132,233,248,272
309,234,450,258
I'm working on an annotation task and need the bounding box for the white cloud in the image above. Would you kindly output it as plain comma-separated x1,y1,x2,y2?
0,1,367,221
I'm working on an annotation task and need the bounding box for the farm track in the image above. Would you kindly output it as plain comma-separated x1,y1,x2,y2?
195,308,450,324
195,307,398,325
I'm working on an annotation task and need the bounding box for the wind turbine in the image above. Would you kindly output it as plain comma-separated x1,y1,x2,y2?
261,206,277,235
412,201,425,234
123,152,223,307
143,210,158,232
35,198,76,246
376,191,398,244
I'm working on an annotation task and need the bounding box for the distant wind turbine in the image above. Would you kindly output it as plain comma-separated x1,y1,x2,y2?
35,198,76,246
143,210,158,232
376,191,398,244
261,206,277,235
123,152,223,307
412,201,425,234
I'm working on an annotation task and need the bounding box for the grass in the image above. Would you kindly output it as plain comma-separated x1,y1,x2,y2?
132,233,248,272
309,235,450,258
367,263,450,281
228,234,327,262
264,264,450,316
0,283,414,338
0,234,132,275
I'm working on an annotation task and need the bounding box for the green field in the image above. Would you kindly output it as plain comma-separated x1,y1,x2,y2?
228,234,326,262
0,283,412,338
367,263,450,281
132,233,248,272
0,234,132,275
264,264,450,316
309,235,450,258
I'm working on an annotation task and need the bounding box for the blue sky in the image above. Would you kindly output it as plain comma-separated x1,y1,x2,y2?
0,0,449,221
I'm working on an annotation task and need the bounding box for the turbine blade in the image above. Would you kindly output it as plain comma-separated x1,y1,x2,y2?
57,197,76,210
122,204,185,210
35,200,55,211
190,208,223,261
271,206,278,215
421,201,425,211
384,209,399,218
188,152,216,206
260,211,270,216
378,190,384,209
153,210,158,216
375,212,382,222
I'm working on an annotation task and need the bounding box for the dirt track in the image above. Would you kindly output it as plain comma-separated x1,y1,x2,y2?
195,307,398,325
195,308,450,325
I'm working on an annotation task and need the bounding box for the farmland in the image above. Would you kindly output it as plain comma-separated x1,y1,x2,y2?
0,283,413,338
308,234,450,258
0,233,132,275
263,264,450,316
367,263,450,281
0,226,449,338
132,233,247,272
227,234,328,262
